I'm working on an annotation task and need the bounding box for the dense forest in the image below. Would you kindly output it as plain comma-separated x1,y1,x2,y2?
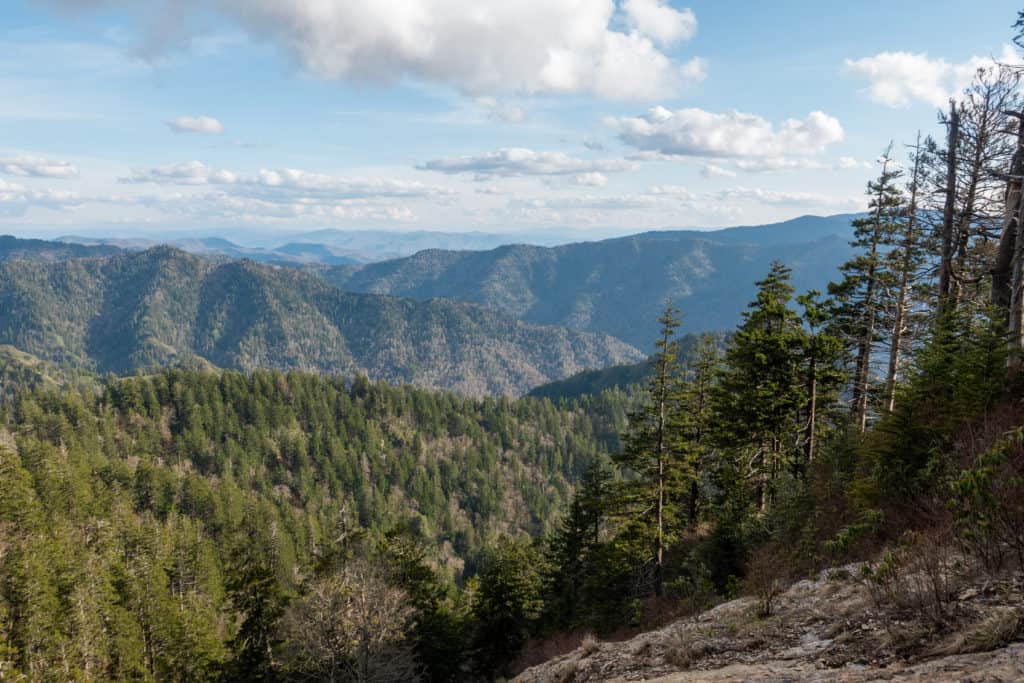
0,368,637,680
5,14,1024,683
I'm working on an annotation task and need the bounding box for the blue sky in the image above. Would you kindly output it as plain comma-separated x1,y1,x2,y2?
1,0,1021,241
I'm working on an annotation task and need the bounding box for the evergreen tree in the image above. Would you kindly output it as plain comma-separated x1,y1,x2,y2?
796,290,846,472
612,304,687,597
829,146,904,432
542,458,613,631
678,334,721,524
470,538,544,678
713,263,807,511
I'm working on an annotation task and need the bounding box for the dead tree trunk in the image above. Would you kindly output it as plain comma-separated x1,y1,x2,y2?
938,100,961,310
886,133,924,413
993,111,1024,374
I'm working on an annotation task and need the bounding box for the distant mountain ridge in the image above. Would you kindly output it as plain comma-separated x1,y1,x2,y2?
0,247,641,396
1,234,122,261
56,235,364,265
319,214,861,350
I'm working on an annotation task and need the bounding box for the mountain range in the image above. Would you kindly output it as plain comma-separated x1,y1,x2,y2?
1,214,861,394
319,214,859,349
0,247,640,396
55,227,599,264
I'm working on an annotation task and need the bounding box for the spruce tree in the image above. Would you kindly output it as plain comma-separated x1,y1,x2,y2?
829,146,904,432
713,263,807,511
613,303,687,596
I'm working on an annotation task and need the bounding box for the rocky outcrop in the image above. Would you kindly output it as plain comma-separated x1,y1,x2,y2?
514,564,1024,683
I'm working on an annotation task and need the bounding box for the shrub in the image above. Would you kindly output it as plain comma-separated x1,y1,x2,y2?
952,427,1024,573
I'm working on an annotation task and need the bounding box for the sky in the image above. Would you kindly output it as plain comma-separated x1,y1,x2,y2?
1,0,1022,242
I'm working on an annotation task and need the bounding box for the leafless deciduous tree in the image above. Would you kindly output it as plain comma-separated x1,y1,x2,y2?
277,560,421,683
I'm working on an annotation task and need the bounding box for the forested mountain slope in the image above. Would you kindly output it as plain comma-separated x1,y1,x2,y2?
0,247,641,396
319,215,858,348
0,369,633,679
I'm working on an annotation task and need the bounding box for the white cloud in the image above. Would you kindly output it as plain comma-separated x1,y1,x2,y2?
0,178,84,215
701,163,736,179
647,184,696,199
623,0,697,46
608,107,844,159
0,154,80,179
51,0,703,101
167,115,225,134
418,148,637,179
122,161,237,185
510,194,661,211
123,162,447,200
575,172,608,187
714,186,859,208
845,44,1023,107
112,161,452,225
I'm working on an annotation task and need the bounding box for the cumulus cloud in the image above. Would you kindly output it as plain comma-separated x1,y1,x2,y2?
167,115,224,134
0,154,80,179
47,0,704,101
623,0,697,46
608,106,844,159
845,44,1023,107
418,148,637,179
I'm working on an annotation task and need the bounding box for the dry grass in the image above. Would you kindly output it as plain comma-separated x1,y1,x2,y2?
930,608,1024,656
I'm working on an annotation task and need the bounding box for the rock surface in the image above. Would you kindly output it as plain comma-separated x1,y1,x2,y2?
514,564,1024,683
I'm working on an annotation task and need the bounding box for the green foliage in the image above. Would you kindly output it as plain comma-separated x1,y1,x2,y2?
712,262,809,509
470,538,545,677
952,428,1024,572
0,367,629,681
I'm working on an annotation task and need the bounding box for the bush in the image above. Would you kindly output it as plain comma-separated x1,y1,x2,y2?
953,427,1024,573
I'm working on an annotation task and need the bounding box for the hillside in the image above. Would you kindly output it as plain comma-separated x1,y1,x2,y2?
0,247,642,396
515,562,1024,682
0,368,632,680
318,215,858,349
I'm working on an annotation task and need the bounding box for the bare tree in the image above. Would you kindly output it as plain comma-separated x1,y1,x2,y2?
884,133,929,412
277,560,421,683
